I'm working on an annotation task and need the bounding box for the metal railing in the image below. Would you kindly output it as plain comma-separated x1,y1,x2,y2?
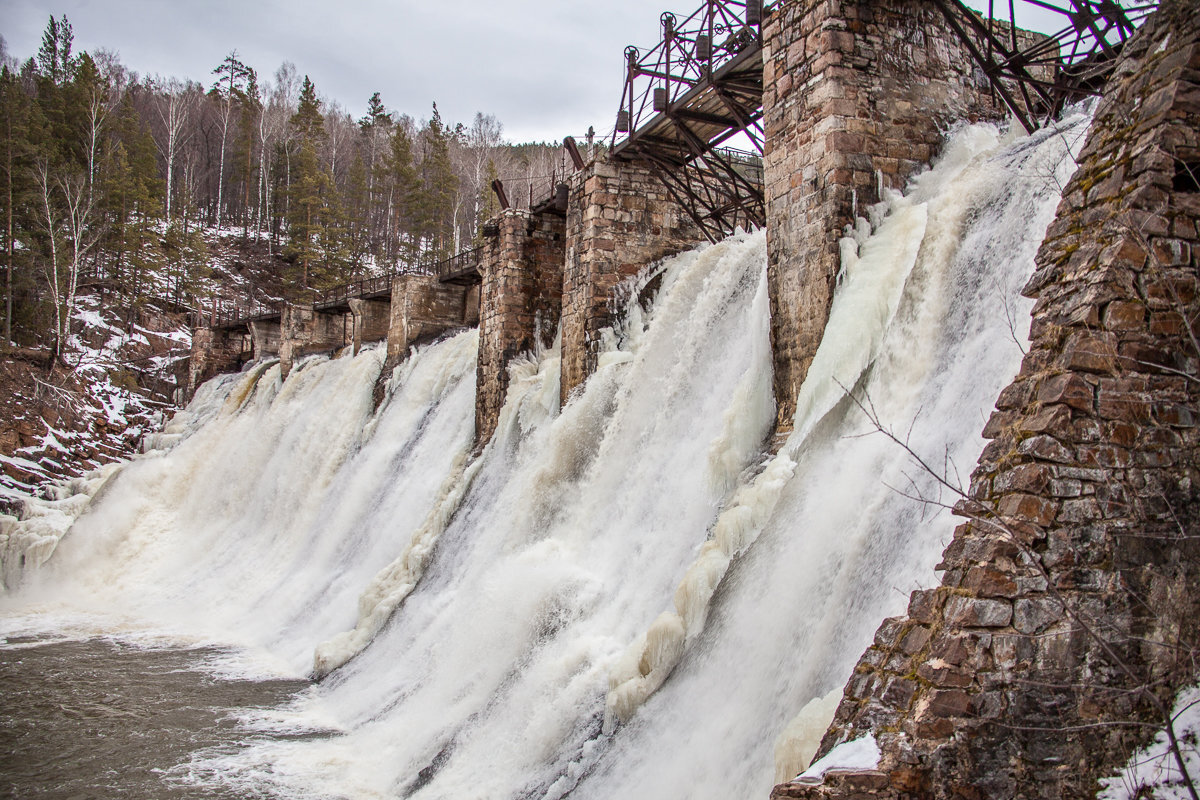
313,272,398,309
432,247,482,282
312,249,483,304
196,248,484,331
200,299,283,329
708,146,762,177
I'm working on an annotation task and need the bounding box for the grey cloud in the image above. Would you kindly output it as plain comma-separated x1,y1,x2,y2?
2,0,666,142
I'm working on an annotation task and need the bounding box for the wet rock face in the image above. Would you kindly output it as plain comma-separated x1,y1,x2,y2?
773,2,1200,798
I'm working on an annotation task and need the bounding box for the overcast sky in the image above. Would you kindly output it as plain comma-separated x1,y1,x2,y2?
0,1,1121,144
1,0,669,143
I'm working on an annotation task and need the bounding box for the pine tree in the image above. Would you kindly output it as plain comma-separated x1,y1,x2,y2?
360,92,390,130
284,76,328,293
418,102,458,259
317,173,351,287
344,153,369,270
285,138,325,292
32,17,88,182
291,76,324,143
0,66,39,344
232,68,261,235
209,51,253,228
358,92,392,261
70,53,112,199
101,94,164,325
162,220,209,309
386,122,420,266
36,16,75,86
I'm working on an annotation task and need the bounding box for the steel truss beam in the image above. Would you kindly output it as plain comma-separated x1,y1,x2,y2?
930,0,1157,131
610,0,768,242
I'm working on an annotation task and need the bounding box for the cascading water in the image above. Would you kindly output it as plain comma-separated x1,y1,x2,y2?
0,112,1090,800
576,115,1091,798
2,331,479,675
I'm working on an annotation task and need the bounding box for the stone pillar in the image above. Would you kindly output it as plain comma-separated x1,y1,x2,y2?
561,156,701,405
249,319,281,361
775,3,1200,798
347,298,391,355
279,304,349,379
475,208,566,445
762,0,1001,431
187,326,248,397
385,273,470,361
463,284,481,327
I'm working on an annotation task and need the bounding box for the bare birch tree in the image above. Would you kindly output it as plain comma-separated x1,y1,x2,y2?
35,162,99,363
149,77,199,221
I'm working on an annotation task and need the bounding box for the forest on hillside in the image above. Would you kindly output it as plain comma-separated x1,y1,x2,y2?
0,15,579,360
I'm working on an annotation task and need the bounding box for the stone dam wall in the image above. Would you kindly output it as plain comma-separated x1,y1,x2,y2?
185,2,1200,794
763,0,1004,431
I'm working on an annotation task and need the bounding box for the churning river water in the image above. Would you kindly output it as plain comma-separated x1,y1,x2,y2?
0,637,310,799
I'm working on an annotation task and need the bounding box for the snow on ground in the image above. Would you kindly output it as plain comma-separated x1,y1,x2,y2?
1,292,184,498
1101,685,1200,800
790,736,882,785
0,225,403,504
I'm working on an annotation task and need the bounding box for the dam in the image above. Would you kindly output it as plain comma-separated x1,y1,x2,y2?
4,1,1199,798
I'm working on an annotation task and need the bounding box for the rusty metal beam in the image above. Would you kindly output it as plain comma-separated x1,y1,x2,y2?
930,0,1154,132
492,179,510,210
671,108,743,128
564,136,585,170
605,0,770,241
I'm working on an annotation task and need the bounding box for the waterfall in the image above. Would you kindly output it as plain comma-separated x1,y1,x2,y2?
2,333,479,675
0,112,1091,800
574,114,1091,799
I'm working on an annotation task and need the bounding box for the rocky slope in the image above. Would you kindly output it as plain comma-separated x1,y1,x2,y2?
0,231,293,498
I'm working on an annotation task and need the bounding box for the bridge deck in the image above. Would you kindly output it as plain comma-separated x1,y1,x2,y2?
612,43,763,166
608,0,766,241
204,248,482,332
212,309,280,331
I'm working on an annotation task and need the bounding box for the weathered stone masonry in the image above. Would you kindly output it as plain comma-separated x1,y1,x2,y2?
561,157,701,406
190,1,1008,444
348,297,389,356
278,304,347,379
186,271,476,399
188,156,702,444
774,2,1200,797
762,0,1002,431
249,319,281,360
188,327,248,396
178,4,1200,796
475,209,566,445
387,273,474,362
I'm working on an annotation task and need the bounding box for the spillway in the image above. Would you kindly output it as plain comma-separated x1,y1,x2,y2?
0,112,1091,800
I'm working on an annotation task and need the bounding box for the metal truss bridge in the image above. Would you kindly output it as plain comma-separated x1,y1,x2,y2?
929,0,1157,133
610,0,768,243
609,0,1157,242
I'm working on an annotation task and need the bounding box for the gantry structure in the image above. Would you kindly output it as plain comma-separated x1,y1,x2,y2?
609,0,1157,241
